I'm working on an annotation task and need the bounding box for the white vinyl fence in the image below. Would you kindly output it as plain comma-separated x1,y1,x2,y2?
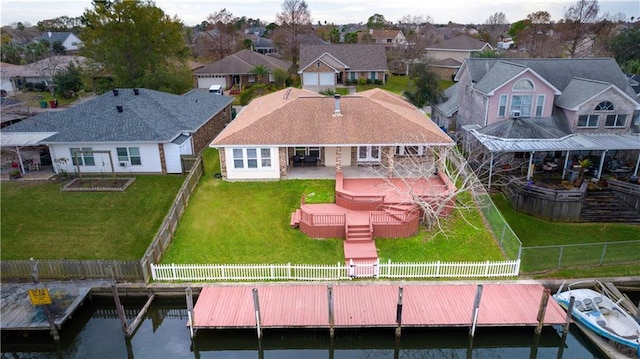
151,259,520,281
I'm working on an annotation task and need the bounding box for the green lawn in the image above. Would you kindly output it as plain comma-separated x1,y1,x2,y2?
161,148,505,264
491,193,640,277
0,176,185,260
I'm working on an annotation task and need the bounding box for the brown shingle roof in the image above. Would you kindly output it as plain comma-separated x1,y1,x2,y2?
427,35,491,51
194,49,291,75
211,88,454,147
299,44,388,72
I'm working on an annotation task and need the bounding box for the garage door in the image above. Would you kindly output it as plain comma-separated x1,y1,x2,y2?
197,76,227,89
303,73,318,86
319,72,334,85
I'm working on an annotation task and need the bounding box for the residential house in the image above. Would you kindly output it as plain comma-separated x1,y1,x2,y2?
193,49,291,91
210,87,454,181
0,62,21,94
2,88,233,175
35,32,82,53
426,35,492,80
298,44,388,92
2,56,87,91
431,83,459,131
358,29,408,48
442,57,640,184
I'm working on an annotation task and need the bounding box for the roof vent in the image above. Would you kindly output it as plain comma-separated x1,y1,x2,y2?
116,105,123,113
333,94,343,117
113,89,119,96
133,88,139,95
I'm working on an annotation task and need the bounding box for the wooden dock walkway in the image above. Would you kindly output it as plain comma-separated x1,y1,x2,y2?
192,283,567,331
0,283,91,331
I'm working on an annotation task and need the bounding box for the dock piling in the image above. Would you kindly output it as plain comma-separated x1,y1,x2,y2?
469,284,483,338
328,285,335,338
253,288,262,340
535,288,550,335
29,259,60,342
186,288,195,338
562,296,575,335
395,286,403,339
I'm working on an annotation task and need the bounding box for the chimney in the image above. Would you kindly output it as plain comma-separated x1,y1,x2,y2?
333,94,343,117
116,105,123,113
112,89,119,96
133,88,139,95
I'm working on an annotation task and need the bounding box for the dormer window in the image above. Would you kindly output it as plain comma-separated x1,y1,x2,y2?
595,101,614,111
513,79,534,91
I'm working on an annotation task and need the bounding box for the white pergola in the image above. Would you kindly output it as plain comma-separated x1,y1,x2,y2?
0,132,56,174
469,130,640,188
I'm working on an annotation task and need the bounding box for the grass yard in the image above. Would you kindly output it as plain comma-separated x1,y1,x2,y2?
161,148,506,265
1,175,185,260
491,193,640,277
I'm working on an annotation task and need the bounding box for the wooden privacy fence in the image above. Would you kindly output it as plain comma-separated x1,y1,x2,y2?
139,157,204,282
0,259,142,281
150,260,521,281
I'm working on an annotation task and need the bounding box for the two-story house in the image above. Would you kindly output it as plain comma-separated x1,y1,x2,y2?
359,29,408,48
426,35,492,80
441,58,640,185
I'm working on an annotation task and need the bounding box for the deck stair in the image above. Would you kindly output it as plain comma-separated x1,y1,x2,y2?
290,209,301,228
578,189,640,223
346,224,373,242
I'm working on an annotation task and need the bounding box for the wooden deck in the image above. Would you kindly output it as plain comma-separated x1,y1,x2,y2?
0,283,91,331
192,283,567,330
292,173,453,266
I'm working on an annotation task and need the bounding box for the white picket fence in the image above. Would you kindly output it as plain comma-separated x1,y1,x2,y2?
150,259,520,281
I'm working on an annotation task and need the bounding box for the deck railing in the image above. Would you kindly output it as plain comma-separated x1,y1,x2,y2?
300,211,346,225
150,259,520,281
370,211,416,224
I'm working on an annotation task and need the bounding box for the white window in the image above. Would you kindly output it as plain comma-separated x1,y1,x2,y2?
70,147,95,166
358,146,381,162
116,147,141,165
535,95,545,117
577,115,599,128
595,101,614,111
510,95,532,117
232,148,272,169
248,75,256,83
513,79,534,91
605,114,626,127
396,146,425,156
498,95,507,117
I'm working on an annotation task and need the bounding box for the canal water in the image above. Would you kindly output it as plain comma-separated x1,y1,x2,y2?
1,297,608,359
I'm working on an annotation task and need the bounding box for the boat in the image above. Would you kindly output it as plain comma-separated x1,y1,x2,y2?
553,281,640,357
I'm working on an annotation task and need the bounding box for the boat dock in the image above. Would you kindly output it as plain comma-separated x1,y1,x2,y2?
0,283,91,331
191,283,568,333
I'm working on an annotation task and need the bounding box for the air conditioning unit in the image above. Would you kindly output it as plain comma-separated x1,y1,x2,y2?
511,110,521,118
119,162,128,167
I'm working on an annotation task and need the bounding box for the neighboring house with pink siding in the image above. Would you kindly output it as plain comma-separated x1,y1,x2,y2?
435,57,640,182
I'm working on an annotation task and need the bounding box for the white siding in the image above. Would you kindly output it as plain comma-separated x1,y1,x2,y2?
48,143,163,174
178,138,193,155
224,147,280,180
163,144,183,173
323,146,352,167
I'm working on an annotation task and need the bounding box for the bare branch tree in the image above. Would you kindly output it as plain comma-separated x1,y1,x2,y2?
560,0,600,57
276,0,311,70
202,8,242,60
484,12,510,44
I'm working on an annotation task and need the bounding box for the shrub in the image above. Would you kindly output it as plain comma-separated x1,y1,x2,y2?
358,78,367,86
239,87,256,105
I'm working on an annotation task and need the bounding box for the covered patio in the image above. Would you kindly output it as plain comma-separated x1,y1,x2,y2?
0,132,56,181
468,129,640,188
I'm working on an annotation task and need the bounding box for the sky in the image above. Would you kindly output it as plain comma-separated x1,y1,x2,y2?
0,0,638,27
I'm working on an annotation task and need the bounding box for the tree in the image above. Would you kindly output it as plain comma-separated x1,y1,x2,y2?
608,27,640,68
1,43,22,64
366,13,389,30
275,0,311,70
472,49,502,58
560,0,600,57
403,62,443,108
510,11,560,58
272,67,289,88
204,8,242,60
79,0,190,93
250,64,269,85
23,40,50,63
484,12,509,44
51,41,66,55
343,32,358,43
53,62,83,98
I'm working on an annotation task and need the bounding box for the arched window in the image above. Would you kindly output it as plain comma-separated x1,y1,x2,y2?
513,79,534,91
595,101,614,111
